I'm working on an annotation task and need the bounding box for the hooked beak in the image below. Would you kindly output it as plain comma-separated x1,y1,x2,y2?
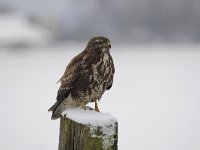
102,43,111,49
107,40,111,49
105,41,111,49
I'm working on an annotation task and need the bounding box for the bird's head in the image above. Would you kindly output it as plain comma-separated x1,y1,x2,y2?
86,36,111,53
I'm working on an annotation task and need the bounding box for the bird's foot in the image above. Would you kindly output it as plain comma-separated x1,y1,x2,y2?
95,100,100,112
80,101,87,110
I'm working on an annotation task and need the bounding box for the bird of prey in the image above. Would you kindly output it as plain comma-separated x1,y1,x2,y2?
48,36,115,120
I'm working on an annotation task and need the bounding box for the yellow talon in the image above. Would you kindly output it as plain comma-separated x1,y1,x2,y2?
95,100,100,112
81,101,86,110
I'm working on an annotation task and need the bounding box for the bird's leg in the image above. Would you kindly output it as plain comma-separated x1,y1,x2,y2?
80,101,86,110
95,99,100,112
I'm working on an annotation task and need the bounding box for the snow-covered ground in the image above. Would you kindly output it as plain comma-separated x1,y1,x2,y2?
0,44,200,150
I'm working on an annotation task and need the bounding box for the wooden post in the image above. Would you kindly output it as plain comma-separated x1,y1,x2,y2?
58,108,118,150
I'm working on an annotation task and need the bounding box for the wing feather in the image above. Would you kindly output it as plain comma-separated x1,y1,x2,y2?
57,50,85,101
48,50,85,117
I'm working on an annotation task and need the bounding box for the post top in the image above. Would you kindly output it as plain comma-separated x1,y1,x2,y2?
62,108,117,127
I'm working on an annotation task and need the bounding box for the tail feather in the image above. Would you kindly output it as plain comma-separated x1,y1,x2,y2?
48,102,58,112
48,95,77,120
51,109,62,120
48,102,62,120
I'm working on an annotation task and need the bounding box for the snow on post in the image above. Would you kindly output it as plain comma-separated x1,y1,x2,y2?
58,108,118,150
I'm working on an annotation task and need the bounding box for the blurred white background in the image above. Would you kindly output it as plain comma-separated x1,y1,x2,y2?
0,1,200,150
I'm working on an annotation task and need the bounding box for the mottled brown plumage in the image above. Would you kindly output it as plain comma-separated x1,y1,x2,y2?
48,36,115,119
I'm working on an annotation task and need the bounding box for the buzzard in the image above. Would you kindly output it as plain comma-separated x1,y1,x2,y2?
48,36,115,120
